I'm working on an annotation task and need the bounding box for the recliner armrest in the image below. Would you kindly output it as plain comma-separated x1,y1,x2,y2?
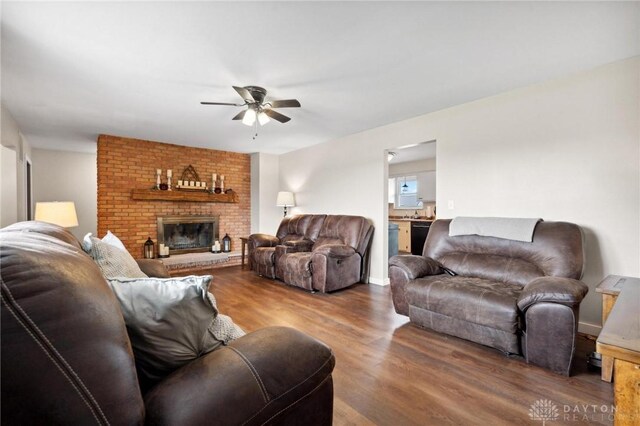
389,255,443,280
136,259,171,278
283,239,314,252
248,233,280,248
313,244,356,259
144,327,335,426
517,276,588,312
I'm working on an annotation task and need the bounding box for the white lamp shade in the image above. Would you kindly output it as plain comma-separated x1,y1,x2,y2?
276,191,295,207
242,109,257,126
257,111,270,125
35,202,79,228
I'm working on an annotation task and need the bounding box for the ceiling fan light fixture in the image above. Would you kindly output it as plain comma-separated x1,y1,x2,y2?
242,108,257,126
258,111,270,126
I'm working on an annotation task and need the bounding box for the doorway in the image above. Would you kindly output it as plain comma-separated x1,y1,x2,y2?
385,141,437,259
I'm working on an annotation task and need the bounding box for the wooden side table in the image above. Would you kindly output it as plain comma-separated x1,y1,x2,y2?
596,275,638,382
596,276,640,425
239,237,249,269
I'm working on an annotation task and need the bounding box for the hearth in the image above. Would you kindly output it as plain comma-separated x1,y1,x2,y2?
157,215,219,255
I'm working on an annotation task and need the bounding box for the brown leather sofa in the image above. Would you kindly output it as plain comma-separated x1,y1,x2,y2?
389,219,588,375
1,221,335,425
249,215,374,293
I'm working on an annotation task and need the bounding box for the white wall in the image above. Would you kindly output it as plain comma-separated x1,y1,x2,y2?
1,104,32,227
389,158,436,176
1,146,18,227
277,57,640,331
32,149,97,240
250,152,282,234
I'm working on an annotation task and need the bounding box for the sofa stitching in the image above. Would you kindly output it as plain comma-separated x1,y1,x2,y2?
1,291,106,425
228,347,270,403
241,355,333,425
260,375,331,426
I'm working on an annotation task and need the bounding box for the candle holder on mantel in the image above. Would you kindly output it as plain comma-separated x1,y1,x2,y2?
155,169,162,190
176,165,208,191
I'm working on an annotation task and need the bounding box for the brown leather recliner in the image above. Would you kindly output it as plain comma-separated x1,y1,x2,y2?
389,219,588,375
249,215,374,293
1,221,335,425
249,214,326,279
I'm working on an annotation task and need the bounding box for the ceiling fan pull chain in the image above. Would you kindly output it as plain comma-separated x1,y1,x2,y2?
253,119,258,140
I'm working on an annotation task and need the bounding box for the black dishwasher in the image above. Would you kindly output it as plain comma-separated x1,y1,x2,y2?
411,221,431,255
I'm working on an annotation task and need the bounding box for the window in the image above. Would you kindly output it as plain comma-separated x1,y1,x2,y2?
395,176,423,208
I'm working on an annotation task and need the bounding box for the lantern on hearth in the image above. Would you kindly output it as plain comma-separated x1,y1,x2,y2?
144,237,155,259
222,233,231,253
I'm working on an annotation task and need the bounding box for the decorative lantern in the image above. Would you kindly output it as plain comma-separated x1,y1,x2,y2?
222,234,231,253
144,237,155,259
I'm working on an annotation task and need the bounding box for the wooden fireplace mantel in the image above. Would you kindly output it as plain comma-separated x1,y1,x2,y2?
131,189,238,203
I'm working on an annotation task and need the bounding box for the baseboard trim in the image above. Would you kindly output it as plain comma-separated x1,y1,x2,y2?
578,321,601,337
368,277,390,286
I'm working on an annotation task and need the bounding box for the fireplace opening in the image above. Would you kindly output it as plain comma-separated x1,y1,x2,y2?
157,216,219,255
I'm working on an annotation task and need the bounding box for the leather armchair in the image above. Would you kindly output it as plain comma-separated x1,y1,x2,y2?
1,221,335,424
389,219,588,375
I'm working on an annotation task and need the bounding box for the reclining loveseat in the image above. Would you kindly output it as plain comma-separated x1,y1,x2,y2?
249,214,374,293
389,218,588,375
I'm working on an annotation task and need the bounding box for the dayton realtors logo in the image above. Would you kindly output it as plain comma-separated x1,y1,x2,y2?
529,399,559,425
529,399,617,423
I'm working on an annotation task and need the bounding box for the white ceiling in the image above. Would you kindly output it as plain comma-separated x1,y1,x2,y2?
2,2,638,154
389,142,436,164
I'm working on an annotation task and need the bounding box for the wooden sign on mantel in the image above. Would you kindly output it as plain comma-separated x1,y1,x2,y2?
131,188,237,203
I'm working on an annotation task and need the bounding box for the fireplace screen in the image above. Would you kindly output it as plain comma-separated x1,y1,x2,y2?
157,216,219,255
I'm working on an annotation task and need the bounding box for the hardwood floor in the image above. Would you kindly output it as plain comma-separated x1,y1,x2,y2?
201,266,614,425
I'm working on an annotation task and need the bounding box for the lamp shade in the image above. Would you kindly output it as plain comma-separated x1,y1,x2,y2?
276,191,295,207
35,202,79,228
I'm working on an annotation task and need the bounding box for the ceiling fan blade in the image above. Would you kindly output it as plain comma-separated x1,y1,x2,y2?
264,109,291,123
200,102,244,106
269,99,301,108
233,86,255,103
232,110,246,120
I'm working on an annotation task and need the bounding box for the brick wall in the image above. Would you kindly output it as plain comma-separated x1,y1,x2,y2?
97,134,250,260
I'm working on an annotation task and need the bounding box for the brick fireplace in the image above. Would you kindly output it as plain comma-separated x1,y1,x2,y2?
157,215,219,255
97,134,250,263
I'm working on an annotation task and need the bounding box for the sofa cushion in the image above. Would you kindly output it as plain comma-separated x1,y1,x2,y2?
424,219,584,284
253,247,276,265
314,215,370,252
405,275,523,333
276,215,326,242
107,275,245,382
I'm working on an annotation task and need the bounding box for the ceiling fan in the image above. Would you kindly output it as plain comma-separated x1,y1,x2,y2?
201,86,301,127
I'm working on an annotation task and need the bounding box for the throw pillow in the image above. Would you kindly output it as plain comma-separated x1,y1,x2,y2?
87,236,148,279
82,230,127,253
102,230,127,251
82,232,93,252
107,275,245,382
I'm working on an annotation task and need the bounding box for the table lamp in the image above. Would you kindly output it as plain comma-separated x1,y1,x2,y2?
276,191,295,217
35,202,79,228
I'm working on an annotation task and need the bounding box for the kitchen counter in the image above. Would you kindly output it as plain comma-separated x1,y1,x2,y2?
389,217,434,223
